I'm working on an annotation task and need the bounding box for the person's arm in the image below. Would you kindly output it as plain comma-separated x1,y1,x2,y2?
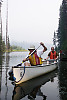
56,56,59,59
45,52,50,60
46,56,49,60
40,42,47,52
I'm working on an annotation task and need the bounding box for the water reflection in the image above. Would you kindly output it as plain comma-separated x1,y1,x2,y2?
0,53,2,92
28,86,46,100
0,52,10,100
58,61,67,100
0,52,5,92
6,53,10,83
5,53,10,100
12,70,57,100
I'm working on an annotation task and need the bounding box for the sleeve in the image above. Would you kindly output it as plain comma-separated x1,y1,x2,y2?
48,52,50,56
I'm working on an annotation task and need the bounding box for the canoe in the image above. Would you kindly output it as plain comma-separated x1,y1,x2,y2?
13,69,57,100
12,61,58,84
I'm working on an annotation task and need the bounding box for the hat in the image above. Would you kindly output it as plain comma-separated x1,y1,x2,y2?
28,45,35,50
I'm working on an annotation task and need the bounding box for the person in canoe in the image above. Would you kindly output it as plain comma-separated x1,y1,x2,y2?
45,47,59,63
22,42,47,66
8,42,47,80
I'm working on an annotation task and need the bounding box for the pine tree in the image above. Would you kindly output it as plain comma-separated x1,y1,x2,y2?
0,35,2,52
58,0,67,54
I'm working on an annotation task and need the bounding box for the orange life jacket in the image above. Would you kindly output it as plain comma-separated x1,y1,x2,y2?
29,52,42,65
50,51,57,59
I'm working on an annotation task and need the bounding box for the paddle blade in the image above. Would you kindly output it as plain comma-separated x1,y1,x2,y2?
17,63,22,66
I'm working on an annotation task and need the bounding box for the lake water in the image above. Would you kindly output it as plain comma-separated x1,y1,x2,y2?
0,52,67,100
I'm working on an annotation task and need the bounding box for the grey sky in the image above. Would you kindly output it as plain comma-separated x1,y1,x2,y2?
2,0,62,44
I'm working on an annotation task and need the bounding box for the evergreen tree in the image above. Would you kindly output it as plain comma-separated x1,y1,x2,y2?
0,35,5,52
7,36,10,50
2,39,5,52
58,0,67,54
0,35,2,52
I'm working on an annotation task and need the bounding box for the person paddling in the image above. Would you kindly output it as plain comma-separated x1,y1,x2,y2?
22,42,47,66
45,47,59,63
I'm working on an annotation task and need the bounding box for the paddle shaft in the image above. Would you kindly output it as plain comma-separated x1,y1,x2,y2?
17,45,41,66
42,59,58,63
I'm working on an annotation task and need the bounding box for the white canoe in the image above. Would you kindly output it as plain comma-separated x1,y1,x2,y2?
12,62,58,84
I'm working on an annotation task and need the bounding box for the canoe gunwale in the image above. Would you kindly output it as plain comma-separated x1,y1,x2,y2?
12,62,57,69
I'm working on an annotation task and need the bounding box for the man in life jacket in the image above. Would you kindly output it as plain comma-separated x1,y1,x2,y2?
22,42,47,66
46,47,59,64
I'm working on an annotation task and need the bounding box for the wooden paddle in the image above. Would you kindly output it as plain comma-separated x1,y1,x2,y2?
17,44,41,66
42,59,57,62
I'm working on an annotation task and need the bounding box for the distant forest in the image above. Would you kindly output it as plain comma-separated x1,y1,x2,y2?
57,0,67,55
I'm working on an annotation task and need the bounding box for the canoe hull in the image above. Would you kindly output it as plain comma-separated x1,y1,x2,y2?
13,63,58,84
13,69,57,100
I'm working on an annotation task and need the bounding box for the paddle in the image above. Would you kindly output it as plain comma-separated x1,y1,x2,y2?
42,59,58,65
17,44,41,66
42,59,57,62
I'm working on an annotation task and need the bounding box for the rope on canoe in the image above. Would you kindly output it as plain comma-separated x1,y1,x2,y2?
15,66,25,83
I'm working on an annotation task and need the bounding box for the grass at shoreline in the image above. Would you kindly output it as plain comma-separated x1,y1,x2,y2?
5,49,28,52
12,49,28,52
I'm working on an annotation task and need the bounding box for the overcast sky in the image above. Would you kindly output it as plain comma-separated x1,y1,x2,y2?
2,0,62,45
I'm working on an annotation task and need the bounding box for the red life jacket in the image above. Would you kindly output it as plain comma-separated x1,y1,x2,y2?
50,51,57,59
34,52,41,65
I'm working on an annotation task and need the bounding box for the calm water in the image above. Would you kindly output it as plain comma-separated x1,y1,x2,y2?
0,52,67,100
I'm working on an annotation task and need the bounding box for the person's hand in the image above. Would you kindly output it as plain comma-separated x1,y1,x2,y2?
44,59,46,60
22,59,26,62
40,42,44,46
40,42,47,52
